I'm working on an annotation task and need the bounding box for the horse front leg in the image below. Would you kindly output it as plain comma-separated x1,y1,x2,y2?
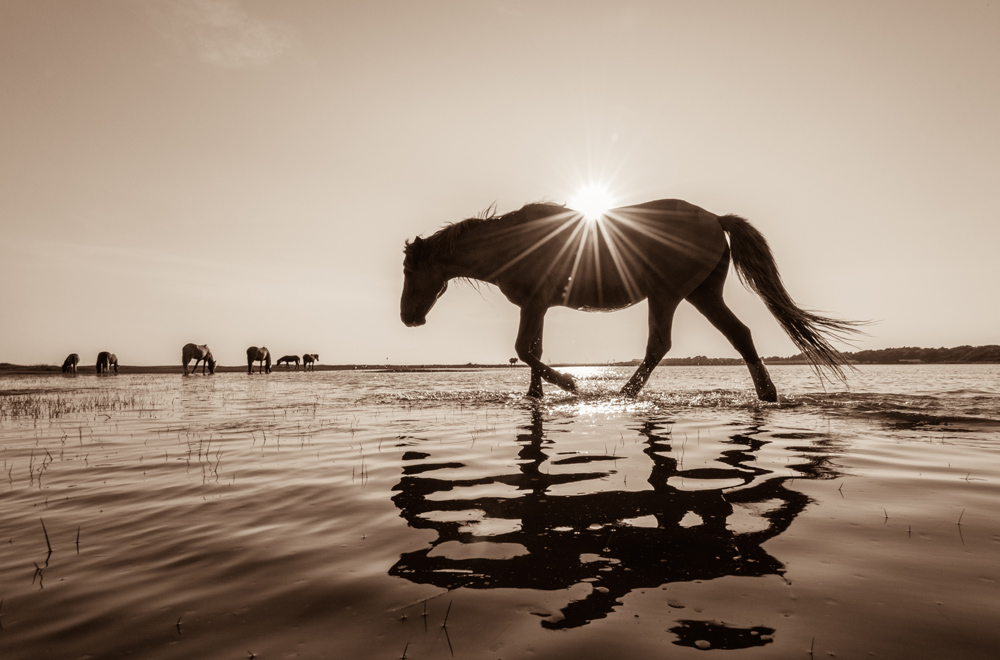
515,307,576,397
621,298,678,397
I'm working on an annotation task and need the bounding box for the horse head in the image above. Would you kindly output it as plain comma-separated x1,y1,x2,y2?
401,237,448,327
207,353,217,374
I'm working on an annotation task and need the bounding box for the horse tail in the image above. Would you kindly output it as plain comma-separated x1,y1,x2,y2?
718,214,864,382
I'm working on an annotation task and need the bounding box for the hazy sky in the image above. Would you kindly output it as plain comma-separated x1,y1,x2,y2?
2,1,998,366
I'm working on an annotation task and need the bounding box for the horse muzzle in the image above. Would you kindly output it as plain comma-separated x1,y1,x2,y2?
402,314,426,327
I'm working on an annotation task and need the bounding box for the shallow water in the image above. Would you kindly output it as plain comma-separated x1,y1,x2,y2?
0,365,998,659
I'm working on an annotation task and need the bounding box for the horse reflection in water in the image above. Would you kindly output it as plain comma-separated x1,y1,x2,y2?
390,407,840,644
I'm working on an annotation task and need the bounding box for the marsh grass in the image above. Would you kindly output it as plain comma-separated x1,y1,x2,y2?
0,388,159,422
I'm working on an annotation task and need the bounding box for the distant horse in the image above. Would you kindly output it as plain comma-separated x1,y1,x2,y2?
62,353,79,373
182,343,216,375
401,199,862,401
276,354,300,369
302,354,319,370
96,351,118,374
247,346,271,374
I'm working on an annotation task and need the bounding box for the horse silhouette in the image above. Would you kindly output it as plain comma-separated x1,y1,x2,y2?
61,353,79,373
246,346,271,374
402,200,862,400
302,353,319,370
182,343,216,375
96,352,118,374
276,355,300,369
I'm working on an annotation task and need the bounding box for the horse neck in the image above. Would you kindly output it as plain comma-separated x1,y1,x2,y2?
438,220,508,283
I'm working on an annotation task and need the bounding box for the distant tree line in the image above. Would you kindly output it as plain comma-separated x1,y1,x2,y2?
836,344,1000,364
645,344,1000,366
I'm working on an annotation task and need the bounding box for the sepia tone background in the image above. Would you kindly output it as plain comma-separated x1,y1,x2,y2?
2,0,997,366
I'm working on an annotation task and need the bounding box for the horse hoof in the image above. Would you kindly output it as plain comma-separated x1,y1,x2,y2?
619,383,640,398
756,384,778,402
561,378,577,394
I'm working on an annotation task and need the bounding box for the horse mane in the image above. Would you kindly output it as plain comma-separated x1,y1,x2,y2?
404,202,564,267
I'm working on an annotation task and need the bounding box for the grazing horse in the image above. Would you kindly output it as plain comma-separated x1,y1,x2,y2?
276,355,300,369
62,353,79,373
182,343,216,375
246,346,271,374
96,351,118,374
302,354,319,370
401,199,862,401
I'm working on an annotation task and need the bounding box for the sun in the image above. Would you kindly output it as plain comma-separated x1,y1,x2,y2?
568,184,616,221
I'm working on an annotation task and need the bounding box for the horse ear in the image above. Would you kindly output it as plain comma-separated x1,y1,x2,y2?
404,236,424,263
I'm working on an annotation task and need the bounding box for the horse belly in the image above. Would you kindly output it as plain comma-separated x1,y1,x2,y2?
561,280,644,311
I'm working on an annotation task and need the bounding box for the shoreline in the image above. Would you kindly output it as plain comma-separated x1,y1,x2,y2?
1,360,997,377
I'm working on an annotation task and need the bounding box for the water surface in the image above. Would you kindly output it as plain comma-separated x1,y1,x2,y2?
1,365,997,658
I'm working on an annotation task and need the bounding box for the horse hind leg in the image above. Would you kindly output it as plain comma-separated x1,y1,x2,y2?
693,298,777,401
620,297,679,397
685,251,777,402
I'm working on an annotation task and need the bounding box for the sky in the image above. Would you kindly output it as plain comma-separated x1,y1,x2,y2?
2,0,998,367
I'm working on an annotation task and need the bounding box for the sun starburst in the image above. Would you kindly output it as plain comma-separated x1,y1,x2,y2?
568,184,616,221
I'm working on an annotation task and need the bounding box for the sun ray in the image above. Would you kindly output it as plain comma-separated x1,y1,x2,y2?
485,209,580,281
598,215,661,278
594,216,642,302
591,219,604,306
603,208,717,262
563,216,594,305
530,216,590,299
